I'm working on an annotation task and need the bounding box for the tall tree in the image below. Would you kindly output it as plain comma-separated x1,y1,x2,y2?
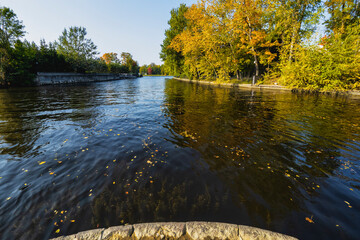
160,4,188,76
0,6,25,83
56,26,98,72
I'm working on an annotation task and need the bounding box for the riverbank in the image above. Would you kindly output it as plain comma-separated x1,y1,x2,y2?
51,222,297,240
173,77,360,97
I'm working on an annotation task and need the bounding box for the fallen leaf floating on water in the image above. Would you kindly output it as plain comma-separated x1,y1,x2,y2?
305,217,314,223
39,161,46,165
55,229,60,233
344,201,352,208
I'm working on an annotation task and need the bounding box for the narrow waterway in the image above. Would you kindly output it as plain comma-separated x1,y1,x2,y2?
0,76,359,240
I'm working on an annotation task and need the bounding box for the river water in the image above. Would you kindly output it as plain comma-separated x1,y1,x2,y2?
0,77,359,240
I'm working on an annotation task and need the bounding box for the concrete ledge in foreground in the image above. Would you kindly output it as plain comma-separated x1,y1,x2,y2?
51,222,298,240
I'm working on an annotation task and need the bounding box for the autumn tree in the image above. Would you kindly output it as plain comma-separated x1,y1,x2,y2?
163,0,358,90
325,0,359,35
100,52,119,64
170,0,277,81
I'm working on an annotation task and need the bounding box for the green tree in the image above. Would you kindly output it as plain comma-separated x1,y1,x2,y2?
56,26,98,72
6,40,37,86
120,52,139,74
160,4,188,76
0,6,25,83
139,64,148,75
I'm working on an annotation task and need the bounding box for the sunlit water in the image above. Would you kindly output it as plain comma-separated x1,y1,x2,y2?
0,77,360,240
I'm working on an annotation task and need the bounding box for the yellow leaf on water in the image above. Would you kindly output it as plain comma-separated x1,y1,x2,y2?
6,197,11,201
344,201,352,208
305,217,314,223
39,161,46,165
55,229,60,233
71,220,75,223
49,172,54,175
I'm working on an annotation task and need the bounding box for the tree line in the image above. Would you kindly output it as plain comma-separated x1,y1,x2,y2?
139,63,164,76
160,0,360,91
0,6,140,87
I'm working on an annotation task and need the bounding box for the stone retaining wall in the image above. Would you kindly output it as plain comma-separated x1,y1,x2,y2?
52,222,298,240
35,72,136,86
173,77,291,92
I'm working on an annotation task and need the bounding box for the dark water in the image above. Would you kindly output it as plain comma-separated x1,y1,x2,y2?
0,77,360,240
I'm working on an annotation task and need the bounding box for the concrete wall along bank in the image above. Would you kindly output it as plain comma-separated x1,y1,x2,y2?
35,73,136,86
52,222,298,240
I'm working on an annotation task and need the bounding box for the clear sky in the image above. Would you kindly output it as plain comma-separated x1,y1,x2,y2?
1,0,197,65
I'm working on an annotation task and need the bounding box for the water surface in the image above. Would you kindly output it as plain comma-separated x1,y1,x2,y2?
0,77,359,239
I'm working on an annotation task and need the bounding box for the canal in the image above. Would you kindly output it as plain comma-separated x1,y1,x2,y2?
0,76,359,239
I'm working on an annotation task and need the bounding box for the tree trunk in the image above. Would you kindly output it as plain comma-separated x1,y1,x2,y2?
253,52,259,77
288,24,297,62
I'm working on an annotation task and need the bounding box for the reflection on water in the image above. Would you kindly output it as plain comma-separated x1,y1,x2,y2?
0,77,359,240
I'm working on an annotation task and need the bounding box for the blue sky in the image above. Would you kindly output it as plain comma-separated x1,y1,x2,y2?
1,0,196,65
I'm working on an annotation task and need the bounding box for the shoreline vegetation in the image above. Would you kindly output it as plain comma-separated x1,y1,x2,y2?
1,1,359,92
173,77,360,97
0,7,164,88
161,1,360,92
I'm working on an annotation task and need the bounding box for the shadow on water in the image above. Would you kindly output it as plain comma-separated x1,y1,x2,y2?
0,77,359,240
